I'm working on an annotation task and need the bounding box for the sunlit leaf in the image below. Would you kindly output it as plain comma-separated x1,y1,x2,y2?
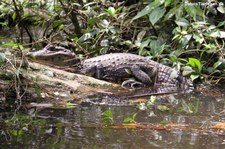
188,58,202,71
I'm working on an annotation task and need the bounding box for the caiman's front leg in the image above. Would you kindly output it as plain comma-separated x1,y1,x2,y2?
121,64,157,89
130,64,157,85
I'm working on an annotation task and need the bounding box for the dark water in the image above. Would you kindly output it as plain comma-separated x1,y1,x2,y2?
1,87,225,149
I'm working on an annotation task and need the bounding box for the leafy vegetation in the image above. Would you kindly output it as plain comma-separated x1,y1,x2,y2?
0,0,225,84
0,0,224,83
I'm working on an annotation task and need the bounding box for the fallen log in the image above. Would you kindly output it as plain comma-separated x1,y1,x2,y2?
0,60,119,103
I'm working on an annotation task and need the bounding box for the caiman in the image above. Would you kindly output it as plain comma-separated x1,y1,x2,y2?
27,44,194,91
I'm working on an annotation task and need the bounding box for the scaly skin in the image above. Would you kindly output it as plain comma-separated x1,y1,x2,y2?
27,45,194,90
82,53,187,88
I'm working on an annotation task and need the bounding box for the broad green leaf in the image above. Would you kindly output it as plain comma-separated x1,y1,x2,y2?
175,18,189,26
185,6,205,20
149,7,166,25
188,58,202,71
132,2,160,21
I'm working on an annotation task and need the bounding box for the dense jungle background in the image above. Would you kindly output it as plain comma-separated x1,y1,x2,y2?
0,0,225,83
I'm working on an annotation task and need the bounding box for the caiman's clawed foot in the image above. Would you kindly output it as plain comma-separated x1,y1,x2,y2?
121,79,145,90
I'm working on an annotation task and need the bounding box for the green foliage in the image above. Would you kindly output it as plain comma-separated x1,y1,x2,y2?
1,0,225,82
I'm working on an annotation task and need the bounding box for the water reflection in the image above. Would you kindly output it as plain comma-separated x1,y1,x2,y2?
1,88,225,148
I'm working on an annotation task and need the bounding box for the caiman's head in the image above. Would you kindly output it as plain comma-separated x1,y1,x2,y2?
26,44,80,66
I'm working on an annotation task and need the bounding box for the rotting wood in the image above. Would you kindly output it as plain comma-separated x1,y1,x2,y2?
0,60,119,102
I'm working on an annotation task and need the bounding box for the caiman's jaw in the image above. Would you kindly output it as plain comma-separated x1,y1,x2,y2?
26,44,79,66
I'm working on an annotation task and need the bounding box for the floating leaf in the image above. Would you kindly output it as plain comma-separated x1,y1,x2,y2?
102,110,113,117
123,113,137,123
